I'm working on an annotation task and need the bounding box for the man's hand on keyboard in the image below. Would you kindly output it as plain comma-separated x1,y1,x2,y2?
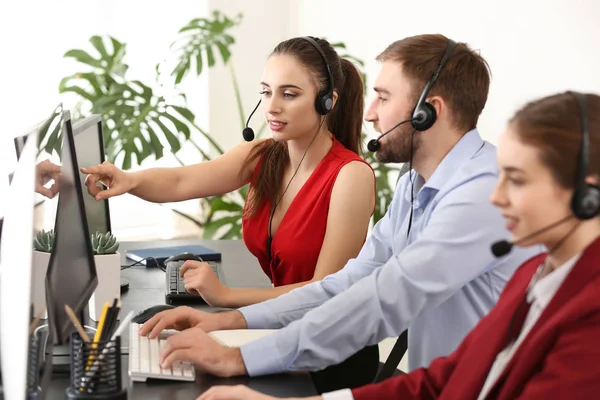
196,385,287,400
159,327,247,378
180,260,230,307
139,306,213,338
139,306,248,339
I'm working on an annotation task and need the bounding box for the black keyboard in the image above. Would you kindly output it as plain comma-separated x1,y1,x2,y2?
164,260,221,304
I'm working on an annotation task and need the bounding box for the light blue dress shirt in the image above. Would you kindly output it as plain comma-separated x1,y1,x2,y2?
238,129,541,376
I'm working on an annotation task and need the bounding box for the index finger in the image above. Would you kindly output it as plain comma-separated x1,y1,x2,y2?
139,310,173,339
80,164,110,175
47,162,61,174
180,260,202,276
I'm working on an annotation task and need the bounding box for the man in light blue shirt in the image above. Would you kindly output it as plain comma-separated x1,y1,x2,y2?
141,34,540,393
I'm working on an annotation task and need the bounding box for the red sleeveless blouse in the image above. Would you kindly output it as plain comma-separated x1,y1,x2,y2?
242,137,372,287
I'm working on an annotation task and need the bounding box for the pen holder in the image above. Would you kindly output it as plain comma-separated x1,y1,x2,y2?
65,332,127,400
26,328,45,398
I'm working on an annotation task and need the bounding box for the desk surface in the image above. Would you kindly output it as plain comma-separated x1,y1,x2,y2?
45,239,317,399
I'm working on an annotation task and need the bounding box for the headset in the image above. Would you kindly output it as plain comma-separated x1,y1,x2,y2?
411,38,457,131
303,36,335,115
367,38,458,152
570,91,600,220
243,36,334,141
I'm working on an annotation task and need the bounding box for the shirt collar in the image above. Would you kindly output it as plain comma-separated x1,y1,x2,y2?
404,128,484,201
528,253,579,307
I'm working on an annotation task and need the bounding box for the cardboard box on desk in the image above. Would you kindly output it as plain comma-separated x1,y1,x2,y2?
89,251,121,322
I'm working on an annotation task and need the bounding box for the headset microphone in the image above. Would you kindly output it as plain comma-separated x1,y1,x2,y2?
367,117,420,152
491,215,574,257
242,99,262,142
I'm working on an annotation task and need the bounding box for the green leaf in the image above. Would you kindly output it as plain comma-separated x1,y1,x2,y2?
220,224,242,239
89,36,109,59
168,11,241,83
195,49,203,76
161,113,191,140
205,45,215,67
202,215,241,239
43,122,62,156
170,105,195,122
60,85,95,101
215,39,231,63
153,118,182,152
64,49,103,69
173,58,190,84
210,197,242,213
122,151,132,170
146,126,165,159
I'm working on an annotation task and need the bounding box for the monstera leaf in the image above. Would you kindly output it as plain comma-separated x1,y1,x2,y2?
169,10,242,84
202,184,248,239
57,35,197,169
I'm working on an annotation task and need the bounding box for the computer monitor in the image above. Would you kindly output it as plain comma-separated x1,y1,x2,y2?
72,115,112,235
0,125,44,400
45,110,98,346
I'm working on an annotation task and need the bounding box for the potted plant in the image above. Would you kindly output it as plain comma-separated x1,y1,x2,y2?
88,232,121,322
32,229,55,319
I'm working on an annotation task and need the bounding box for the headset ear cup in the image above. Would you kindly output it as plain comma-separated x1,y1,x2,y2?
572,184,600,220
412,102,437,131
315,92,333,115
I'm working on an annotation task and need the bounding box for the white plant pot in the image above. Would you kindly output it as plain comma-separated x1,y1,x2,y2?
88,252,121,322
31,250,51,319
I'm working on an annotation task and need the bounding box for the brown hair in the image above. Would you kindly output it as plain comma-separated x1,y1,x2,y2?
241,36,365,217
509,92,600,189
376,33,491,132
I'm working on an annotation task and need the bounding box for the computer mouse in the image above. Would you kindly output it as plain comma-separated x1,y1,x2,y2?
132,304,175,324
164,253,203,263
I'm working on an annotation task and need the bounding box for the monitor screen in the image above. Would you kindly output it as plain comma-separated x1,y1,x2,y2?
45,110,98,346
72,115,111,235
0,124,49,400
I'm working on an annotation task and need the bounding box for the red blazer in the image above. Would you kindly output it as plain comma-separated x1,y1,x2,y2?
353,237,600,400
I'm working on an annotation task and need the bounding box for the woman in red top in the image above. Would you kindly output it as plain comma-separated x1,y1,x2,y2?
81,36,375,307
194,92,600,400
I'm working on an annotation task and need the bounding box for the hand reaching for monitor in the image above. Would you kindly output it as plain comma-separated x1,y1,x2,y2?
81,161,132,200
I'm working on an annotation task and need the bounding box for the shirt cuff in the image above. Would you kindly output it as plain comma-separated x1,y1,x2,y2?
237,302,278,329
322,389,354,400
239,333,286,376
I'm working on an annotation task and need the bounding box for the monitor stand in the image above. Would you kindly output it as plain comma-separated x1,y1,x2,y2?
34,324,98,376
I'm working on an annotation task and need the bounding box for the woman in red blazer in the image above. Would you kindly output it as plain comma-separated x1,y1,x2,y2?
195,92,600,400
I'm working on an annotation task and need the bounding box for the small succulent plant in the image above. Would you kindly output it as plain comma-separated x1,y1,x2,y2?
91,232,120,255
33,229,56,253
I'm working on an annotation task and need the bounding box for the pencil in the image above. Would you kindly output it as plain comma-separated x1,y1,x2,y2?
64,305,91,343
86,302,109,370
28,306,47,336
